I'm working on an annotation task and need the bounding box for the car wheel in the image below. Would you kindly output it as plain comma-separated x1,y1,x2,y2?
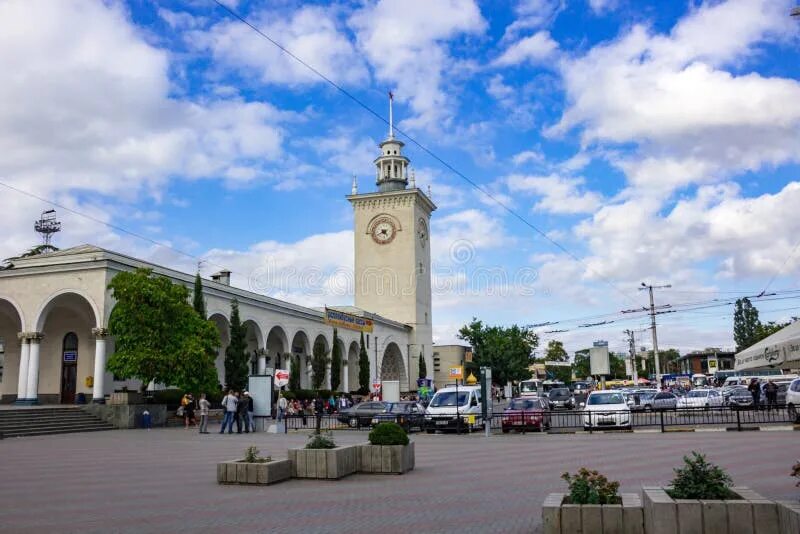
348,417,358,428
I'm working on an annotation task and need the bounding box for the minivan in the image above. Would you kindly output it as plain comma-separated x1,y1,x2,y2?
424,385,483,433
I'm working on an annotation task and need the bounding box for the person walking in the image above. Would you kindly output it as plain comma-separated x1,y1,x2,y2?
220,390,237,434
277,394,288,422
764,379,779,412
748,378,761,410
198,393,211,434
314,395,324,434
236,392,250,434
245,391,255,432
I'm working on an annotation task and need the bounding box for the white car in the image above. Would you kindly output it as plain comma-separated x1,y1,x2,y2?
582,391,631,430
787,378,800,422
676,389,724,409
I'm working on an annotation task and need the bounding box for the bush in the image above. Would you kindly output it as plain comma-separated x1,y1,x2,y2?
305,432,336,449
561,468,621,505
791,461,800,488
368,422,409,446
242,445,271,463
667,452,737,500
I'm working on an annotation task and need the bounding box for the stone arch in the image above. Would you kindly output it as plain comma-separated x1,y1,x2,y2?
312,333,330,389
242,319,263,375
209,313,230,387
333,336,346,392
0,296,25,331
380,341,407,385
347,340,360,394
290,330,310,389
266,325,288,369
35,289,101,332
0,297,24,399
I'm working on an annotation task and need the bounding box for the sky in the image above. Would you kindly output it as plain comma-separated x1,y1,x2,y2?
1,0,800,357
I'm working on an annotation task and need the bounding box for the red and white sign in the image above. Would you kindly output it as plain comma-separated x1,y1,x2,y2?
275,369,290,387
372,381,381,391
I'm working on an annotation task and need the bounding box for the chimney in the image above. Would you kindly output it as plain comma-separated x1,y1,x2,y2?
211,270,231,286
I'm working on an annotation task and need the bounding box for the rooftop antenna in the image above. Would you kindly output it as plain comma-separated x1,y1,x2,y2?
351,174,358,195
34,209,61,247
388,91,394,139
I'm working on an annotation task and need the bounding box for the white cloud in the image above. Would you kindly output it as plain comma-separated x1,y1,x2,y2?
512,149,546,166
503,0,565,39
349,0,486,132
588,0,618,14
507,174,603,214
494,31,558,66
190,5,368,86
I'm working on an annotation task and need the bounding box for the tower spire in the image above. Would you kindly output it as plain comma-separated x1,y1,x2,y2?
388,91,394,139
351,174,358,195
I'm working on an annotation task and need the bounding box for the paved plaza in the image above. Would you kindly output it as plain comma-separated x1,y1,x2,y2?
0,428,797,533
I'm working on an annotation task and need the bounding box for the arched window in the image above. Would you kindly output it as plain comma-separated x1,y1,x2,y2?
63,332,78,351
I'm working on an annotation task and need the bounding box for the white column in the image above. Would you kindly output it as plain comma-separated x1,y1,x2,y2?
26,333,43,403
342,360,349,393
16,334,30,402
257,354,267,375
325,361,332,390
92,328,108,403
307,359,313,388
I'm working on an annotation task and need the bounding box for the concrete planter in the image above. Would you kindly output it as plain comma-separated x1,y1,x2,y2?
109,392,142,405
776,501,800,534
217,459,291,486
358,442,415,474
288,444,360,480
642,486,782,534
542,493,643,534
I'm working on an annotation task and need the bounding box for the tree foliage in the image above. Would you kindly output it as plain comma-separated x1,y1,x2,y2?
734,298,761,352
358,331,370,394
311,338,329,390
418,350,427,379
106,268,220,393
457,318,538,385
192,271,206,317
330,329,342,392
225,299,249,391
544,340,569,362
289,354,301,391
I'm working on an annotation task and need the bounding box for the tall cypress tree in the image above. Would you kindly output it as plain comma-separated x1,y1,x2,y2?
330,328,342,392
311,338,329,390
358,331,370,394
192,271,206,317
418,350,427,379
289,355,300,391
224,298,249,391
733,297,761,352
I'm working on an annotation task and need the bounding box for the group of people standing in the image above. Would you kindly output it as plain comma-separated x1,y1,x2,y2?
748,378,780,410
219,390,255,434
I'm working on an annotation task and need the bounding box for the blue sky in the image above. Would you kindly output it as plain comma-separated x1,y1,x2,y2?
2,0,800,356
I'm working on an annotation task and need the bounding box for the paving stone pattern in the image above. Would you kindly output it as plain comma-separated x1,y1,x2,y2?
0,428,796,533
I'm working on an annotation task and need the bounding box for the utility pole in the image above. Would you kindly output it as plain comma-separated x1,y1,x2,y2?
624,329,637,387
639,283,670,389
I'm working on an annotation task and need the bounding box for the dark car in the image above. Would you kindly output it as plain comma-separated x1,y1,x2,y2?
726,386,754,409
370,402,426,432
501,397,551,433
547,388,575,410
337,401,387,427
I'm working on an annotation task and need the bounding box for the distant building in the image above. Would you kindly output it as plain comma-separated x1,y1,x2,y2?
677,348,735,375
432,344,469,390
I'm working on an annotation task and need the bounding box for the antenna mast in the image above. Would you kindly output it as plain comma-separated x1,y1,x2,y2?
388,91,394,139
34,209,61,247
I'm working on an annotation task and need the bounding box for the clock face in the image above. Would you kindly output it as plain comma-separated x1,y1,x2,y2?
417,218,428,248
371,219,397,244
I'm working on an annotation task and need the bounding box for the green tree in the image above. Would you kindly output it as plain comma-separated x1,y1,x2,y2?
225,299,249,391
289,355,300,391
330,329,342,392
457,318,538,385
544,340,569,362
734,297,761,352
311,338,329,390
418,350,427,379
106,268,219,393
641,348,680,376
756,320,791,343
192,271,206,317
358,331,370,394
573,349,590,379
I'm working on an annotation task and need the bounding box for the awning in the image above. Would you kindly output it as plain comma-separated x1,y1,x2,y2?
734,320,800,371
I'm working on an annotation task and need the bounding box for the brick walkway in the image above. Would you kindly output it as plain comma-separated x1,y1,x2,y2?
0,428,796,533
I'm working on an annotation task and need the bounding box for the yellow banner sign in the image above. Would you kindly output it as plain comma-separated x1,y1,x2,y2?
324,308,374,333
449,366,463,380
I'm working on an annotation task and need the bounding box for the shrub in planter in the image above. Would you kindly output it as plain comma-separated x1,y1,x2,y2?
218,445,290,485
305,432,337,449
561,468,621,505
368,422,409,446
667,451,737,500
792,461,800,488
243,446,271,463
290,432,359,479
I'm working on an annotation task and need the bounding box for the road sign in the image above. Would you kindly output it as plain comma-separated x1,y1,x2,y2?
448,366,463,380
274,369,290,387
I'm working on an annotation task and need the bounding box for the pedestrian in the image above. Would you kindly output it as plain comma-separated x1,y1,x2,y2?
245,391,255,432
142,408,152,430
314,395,324,434
198,393,211,434
764,379,778,412
301,400,309,426
748,378,761,410
236,392,250,433
181,393,195,429
328,393,336,414
277,393,288,422
219,390,237,434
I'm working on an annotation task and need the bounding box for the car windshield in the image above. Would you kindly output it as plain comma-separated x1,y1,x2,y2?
508,399,537,410
520,382,538,393
549,388,570,398
386,403,410,413
686,391,708,398
429,391,469,407
587,393,624,405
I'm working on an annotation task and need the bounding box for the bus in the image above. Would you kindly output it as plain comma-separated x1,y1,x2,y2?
519,379,565,397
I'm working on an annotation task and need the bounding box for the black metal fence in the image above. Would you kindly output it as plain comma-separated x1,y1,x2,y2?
279,406,797,434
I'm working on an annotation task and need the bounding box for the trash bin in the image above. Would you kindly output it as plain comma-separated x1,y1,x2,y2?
76,392,87,404
141,409,152,430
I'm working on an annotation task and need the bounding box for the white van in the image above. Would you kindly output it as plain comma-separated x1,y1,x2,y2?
424,385,483,433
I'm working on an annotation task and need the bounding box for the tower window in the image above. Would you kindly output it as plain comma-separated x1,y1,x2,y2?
394,150,397,155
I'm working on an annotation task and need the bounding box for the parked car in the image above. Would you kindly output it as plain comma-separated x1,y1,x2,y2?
424,385,483,433
627,391,655,411
547,388,575,410
632,391,678,411
582,391,631,430
676,389,724,409
371,402,425,432
759,380,792,406
337,401,387,427
725,386,754,409
787,378,800,421
501,397,551,433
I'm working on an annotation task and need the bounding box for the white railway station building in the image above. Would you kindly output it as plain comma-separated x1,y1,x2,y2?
0,120,436,404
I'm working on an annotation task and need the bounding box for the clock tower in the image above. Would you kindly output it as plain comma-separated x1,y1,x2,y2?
347,98,436,389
